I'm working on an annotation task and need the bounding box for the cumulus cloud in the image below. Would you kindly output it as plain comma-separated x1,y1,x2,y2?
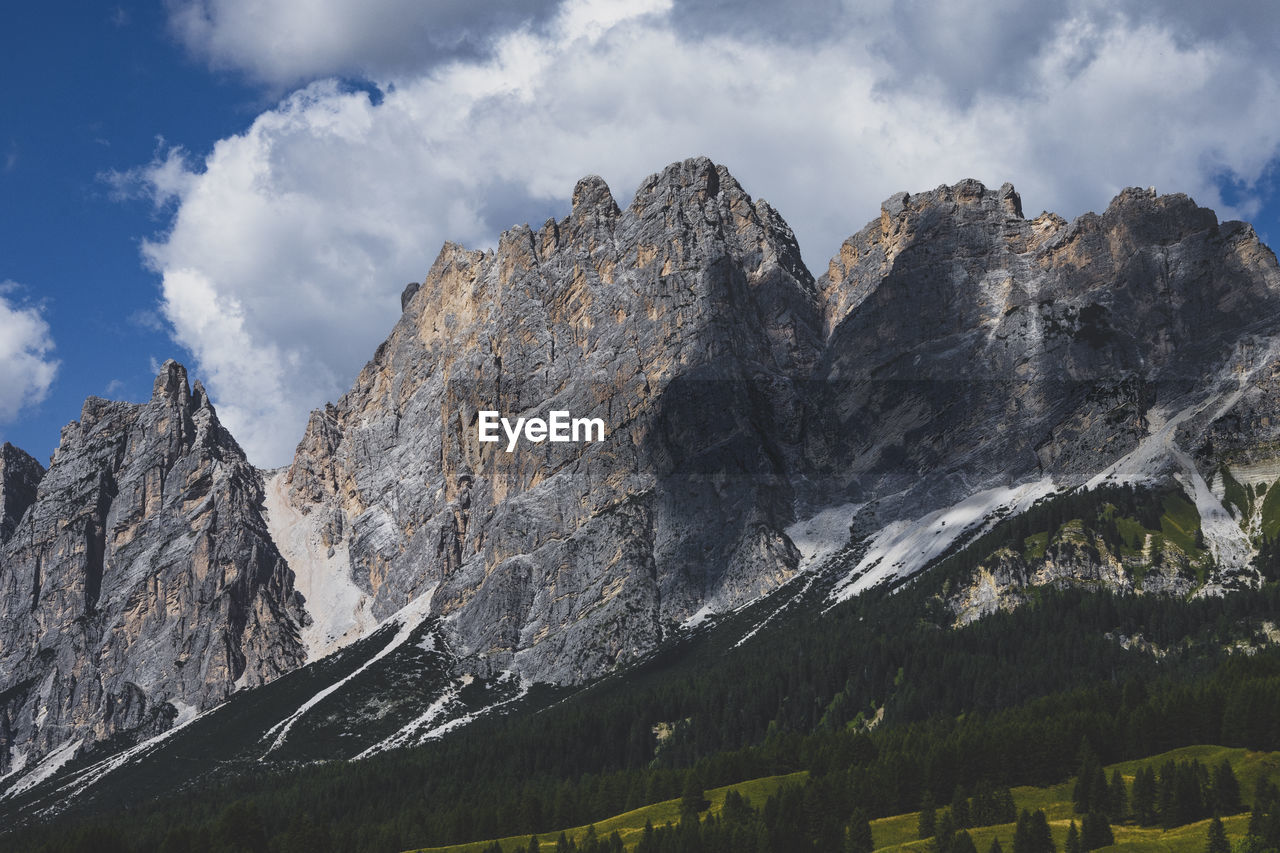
166,0,561,86
0,283,58,425
138,0,1280,465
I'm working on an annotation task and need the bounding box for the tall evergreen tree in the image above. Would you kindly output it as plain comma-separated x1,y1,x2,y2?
680,774,707,822
935,810,957,853
1081,811,1114,851
1065,821,1081,853
1206,816,1229,853
1132,766,1158,826
845,809,873,853
952,786,972,829
1030,810,1056,853
1212,761,1242,816
920,791,938,840
1109,770,1127,822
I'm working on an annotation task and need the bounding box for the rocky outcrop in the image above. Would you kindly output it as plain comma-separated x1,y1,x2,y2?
281,157,821,683
0,444,44,544
806,181,1280,530
948,522,1199,627
0,362,305,777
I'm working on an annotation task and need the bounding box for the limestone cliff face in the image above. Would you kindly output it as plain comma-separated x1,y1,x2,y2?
282,166,1280,683
807,181,1280,527
283,157,822,682
0,444,44,545
0,362,305,777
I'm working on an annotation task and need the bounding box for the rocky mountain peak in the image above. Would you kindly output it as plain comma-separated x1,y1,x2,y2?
0,361,305,778
570,174,621,223
279,156,823,685
151,359,190,407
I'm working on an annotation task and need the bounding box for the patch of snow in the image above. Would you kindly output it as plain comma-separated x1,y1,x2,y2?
831,478,1057,603
735,570,822,648
353,684,460,759
355,672,529,760
263,470,377,662
168,700,198,726
0,748,28,785
4,738,82,798
416,678,529,744
681,604,715,630
261,585,438,758
9,700,219,809
785,502,863,572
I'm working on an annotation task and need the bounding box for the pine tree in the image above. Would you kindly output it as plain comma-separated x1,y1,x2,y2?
989,837,1004,853
952,785,972,829
528,834,541,853
935,809,957,853
1132,766,1158,826
1109,770,1127,822
1081,811,1114,851
1013,810,1033,853
1065,821,1081,853
1074,741,1102,815
636,822,654,853
920,791,938,840
1031,810,1055,853
680,773,707,821
1212,761,1242,816
953,831,978,853
1205,816,1229,853
845,809,873,853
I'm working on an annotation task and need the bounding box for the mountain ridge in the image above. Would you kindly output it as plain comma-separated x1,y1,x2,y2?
4,156,1280,800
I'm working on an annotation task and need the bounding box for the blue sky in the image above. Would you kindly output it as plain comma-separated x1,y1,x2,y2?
0,3,259,459
4,1,1280,467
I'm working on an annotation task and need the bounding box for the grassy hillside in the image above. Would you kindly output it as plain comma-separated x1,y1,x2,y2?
406,772,808,852
414,746,1279,853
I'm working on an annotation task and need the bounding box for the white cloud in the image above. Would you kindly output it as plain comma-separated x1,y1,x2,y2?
139,0,1280,465
0,283,58,424
166,0,563,86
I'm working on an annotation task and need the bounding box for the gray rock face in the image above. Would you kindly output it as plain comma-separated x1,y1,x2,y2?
0,444,44,544
807,181,1280,524
283,157,821,683
0,362,305,777
282,164,1280,686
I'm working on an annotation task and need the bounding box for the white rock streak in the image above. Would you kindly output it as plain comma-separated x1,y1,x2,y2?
262,470,376,662
261,586,437,757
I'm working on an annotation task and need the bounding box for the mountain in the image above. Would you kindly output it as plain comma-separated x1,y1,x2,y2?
278,158,820,685
3,157,1280,829
0,363,305,783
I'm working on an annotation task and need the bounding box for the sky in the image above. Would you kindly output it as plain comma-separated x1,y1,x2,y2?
3,0,1280,468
